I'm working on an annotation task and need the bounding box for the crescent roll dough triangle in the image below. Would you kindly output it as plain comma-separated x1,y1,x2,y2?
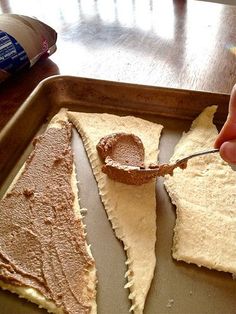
0,110,97,314
165,106,236,275
68,112,163,313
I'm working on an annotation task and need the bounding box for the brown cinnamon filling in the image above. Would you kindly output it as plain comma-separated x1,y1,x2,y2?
0,122,95,314
96,133,187,185
97,133,145,168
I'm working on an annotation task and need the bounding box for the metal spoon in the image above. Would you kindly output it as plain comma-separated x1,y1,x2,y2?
175,148,220,164
168,148,236,174
146,148,220,177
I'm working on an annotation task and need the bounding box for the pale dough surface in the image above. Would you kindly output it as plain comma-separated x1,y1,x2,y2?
0,109,97,314
165,106,236,275
68,112,163,313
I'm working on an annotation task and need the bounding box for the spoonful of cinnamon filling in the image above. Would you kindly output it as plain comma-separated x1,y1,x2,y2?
96,133,187,185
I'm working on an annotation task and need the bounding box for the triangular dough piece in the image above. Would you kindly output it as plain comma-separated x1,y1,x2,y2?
0,110,97,314
68,112,163,313
165,106,236,275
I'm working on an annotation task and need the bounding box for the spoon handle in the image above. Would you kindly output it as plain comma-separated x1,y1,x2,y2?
176,148,220,164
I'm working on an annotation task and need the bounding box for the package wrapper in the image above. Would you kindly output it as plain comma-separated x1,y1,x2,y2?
0,14,57,83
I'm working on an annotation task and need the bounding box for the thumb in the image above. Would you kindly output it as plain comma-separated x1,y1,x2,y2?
219,140,236,164
215,84,236,148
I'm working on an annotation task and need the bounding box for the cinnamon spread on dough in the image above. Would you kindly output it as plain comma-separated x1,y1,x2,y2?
97,133,187,185
0,122,95,314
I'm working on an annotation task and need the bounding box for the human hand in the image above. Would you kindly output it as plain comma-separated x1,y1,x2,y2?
214,84,236,164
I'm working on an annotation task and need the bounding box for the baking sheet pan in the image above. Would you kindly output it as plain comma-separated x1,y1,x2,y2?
0,75,235,314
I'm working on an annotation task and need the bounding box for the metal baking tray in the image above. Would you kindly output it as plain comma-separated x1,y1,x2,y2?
0,75,234,314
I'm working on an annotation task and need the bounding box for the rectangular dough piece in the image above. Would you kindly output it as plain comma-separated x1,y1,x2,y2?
165,106,236,275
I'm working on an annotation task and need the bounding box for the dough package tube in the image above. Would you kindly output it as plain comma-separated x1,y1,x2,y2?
0,13,57,83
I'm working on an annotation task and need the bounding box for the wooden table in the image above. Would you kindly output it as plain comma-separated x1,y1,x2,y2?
0,0,235,130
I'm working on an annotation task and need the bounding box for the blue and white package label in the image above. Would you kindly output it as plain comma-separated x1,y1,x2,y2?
0,30,30,74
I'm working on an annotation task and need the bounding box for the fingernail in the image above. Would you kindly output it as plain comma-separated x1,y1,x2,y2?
230,164,236,171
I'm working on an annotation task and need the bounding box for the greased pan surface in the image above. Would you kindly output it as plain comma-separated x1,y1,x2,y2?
0,75,235,314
